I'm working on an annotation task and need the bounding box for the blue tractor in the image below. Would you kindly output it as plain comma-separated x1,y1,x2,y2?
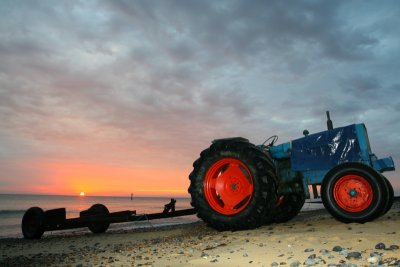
188,112,395,230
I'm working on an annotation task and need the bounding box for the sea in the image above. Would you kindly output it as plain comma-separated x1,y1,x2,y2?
0,194,324,239
0,194,197,239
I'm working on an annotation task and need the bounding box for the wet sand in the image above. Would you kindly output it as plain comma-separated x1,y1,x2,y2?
1,199,399,267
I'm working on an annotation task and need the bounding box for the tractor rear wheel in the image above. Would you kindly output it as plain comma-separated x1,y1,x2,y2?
272,194,305,223
189,139,277,230
321,162,387,223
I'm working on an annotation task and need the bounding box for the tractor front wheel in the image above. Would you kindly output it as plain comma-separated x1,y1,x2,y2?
189,140,277,230
321,162,387,223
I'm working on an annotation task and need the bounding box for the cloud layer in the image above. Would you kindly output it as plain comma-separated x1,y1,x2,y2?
0,0,399,195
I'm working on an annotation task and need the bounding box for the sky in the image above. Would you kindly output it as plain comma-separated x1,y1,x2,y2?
0,0,399,197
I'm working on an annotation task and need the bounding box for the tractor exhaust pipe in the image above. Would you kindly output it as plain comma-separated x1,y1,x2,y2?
326,111,333,130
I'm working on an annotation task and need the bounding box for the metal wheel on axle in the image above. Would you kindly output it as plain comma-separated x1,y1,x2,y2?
22,207,45,239
204,158,254,216
87,204,110,234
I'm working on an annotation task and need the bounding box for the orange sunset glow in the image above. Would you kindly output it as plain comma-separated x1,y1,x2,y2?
2,159,192,197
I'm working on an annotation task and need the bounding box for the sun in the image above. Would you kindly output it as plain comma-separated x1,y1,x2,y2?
80,192,85,196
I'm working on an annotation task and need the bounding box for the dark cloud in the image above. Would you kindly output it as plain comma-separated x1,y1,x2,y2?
340,74,382,94
104,0,379,65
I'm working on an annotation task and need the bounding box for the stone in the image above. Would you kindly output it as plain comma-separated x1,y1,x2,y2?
339,249,349,257
367,256,381,264
304,258,316,266
346,252,362,260
319,249,330,255
370,252,382,257
307,254,316,259
375,243,386,250
333,246,343,252
200,252,209,259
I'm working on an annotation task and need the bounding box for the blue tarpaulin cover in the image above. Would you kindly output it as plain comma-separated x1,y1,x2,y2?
291,124,362,171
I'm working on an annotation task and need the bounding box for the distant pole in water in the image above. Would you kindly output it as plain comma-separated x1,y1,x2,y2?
131,193,133,200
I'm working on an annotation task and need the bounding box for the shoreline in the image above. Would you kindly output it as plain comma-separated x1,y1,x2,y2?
1,200,399,266
0,200,324,240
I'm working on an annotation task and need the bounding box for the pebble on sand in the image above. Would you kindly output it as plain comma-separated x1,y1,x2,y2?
367,255,381,264
332,246,343,252
290,260,301,267
346,251,362,260
375,242,386,250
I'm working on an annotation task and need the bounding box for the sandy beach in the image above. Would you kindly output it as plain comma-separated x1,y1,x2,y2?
1,200,399,267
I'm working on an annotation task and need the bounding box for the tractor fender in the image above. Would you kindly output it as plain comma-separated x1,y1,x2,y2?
212,137,249,144
211,137,271,160
211,137,277,183
211,137,251,153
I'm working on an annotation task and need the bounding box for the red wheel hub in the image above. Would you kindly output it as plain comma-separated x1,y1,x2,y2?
333,174,373,212
204,158,254,215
